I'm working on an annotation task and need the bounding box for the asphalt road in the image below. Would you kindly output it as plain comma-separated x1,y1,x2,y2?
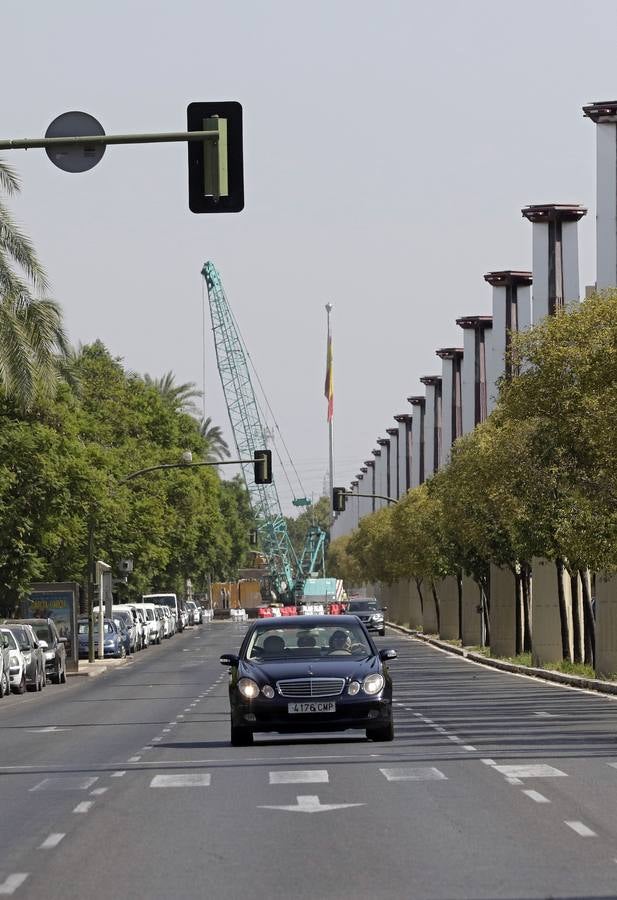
2,623,617,899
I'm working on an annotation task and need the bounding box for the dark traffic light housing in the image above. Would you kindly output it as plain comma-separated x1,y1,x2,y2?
187,101,244,213
254,449,272,485
333,487,347,512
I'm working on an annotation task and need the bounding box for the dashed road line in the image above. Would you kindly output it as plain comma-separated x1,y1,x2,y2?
39,833,66,849
380,767,447,782
90,787,108,796
269,770,329,785
482,759,496,766
565,820,596,837
494,764,567,780
111,771,126,778
0,874,29,895
150,774,211,788
128,756,141,763
73,801,94,814
522,790,550,803
463,745,477,751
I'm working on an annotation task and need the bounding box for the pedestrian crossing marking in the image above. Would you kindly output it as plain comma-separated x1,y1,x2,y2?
269,770,329,784
30,776,98,792
150,774,211,788
493,764,566,779
380,767,447,782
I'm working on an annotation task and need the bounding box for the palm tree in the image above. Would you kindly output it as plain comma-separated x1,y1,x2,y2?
200,416,231,461
0,158,69,407
143,370,202,415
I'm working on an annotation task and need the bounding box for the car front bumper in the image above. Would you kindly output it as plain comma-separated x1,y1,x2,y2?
231,695,392,733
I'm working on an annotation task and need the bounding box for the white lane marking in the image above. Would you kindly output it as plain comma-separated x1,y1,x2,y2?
481,759,496,766
269,770,329,785
448,736,462,743
494,764,567,779
380,767,447,782
463,745,477,751
27,727,69,733
523,790,550,804
258,795,364,813
533,711,556,717
413,713,423,717
0,874,29,895
111,771,126,778
423,718,434,724
73,801,94,814
128,756,141,763
31,776,98,792
90,787,108,796
506,777,523,786
177,715,184,718
150,774,211,788
565,820,596,837
141,747,153,752
39,833,66,849
152,737,162,742
183,708,191,712
168,721,176,725
162,729,171,733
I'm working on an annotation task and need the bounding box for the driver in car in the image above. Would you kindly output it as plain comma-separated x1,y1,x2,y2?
328,630,352,654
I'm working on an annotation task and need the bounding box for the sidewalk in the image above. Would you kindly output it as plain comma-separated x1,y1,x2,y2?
67,656,133,678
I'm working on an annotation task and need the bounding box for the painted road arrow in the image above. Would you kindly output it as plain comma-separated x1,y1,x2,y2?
258,794,365,814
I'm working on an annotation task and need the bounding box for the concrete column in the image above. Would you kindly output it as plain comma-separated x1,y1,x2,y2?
521,204,587,323
386,428,399,499
461,574,483,646
419,375,442,479
389,579,423,629
357,468,369,520
349,480,360,531
457,316,493,436
376,437,391,506
583,101,617,289
484,271,532,413
408,396,425,486
436,348,463,466
372,447,384,510
365,459,376,514
394,414,412,496
489,563,517,658
596,572,617,677
438,576,460,640
531,557,573,666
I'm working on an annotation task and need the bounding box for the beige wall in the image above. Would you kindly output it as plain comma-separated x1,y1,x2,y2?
489,564,517,658
438,576,460,640
531,558,572,666
422,580,439,634
596,573,617,678
461,575,483,646
384,579,423,629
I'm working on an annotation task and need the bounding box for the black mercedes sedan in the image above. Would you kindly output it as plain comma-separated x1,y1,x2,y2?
220,615,397,746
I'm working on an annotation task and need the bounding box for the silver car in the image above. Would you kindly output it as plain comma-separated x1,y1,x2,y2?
1,628,26,694
5,623,46,691
0,631,11,697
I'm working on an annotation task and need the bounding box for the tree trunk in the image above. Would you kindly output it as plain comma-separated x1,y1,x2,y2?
457,573,463,642
570,573,583,665
521,564,532,653
481,579,491,648
579,567,595,668
515,571,524,656
555,558,572,662
431,581,441,634
414,578,424,616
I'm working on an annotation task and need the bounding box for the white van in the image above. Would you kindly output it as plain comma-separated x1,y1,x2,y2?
142,594,179,629
133,603,162,645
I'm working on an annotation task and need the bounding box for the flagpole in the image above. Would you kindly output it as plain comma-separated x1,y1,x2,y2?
325,302,334,524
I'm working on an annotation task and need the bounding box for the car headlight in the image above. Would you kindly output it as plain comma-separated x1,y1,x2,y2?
372,613,384,621
261,684,275,699
348,681,361,696
362,673,384,695
45,651,55,660
238,678,260,699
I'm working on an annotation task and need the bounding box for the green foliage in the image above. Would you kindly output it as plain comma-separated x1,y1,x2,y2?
285,496,330,558
326,533,365,586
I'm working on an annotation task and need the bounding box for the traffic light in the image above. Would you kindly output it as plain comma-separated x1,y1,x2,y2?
333,487,347,512
254,449,272,485
187,101,244,213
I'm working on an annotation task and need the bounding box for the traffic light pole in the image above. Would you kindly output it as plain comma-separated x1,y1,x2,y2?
0,130,217,151
347,492,398,505
119,456,264,484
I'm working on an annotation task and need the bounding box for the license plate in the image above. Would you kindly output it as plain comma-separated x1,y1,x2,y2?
288,701,336,714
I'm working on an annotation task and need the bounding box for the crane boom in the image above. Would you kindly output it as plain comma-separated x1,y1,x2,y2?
202,261,299,599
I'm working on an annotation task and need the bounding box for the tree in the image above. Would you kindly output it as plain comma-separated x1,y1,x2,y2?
0,159,69,407
143,371,202,416
200,416,231,461
285,496,331,558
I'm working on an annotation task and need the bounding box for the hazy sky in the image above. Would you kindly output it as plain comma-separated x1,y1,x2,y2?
3,0,616,513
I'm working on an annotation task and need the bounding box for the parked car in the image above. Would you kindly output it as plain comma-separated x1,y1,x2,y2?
0,630,11,697
162,606,175,636
346,597,387,636
114,605,145,651
186,600,201,625
1,628,26,694
26,618,67,683
220,615,397,746
156,606,171,639
77,618,126,659
4,623,46,691
133,603,161,645
110,609,135,654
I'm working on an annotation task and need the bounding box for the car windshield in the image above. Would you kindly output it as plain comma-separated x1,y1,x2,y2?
9,627,31,650
348,600,379,612
2,630,18,650
31,622,52,641
246,624,371,660
78,621,113,635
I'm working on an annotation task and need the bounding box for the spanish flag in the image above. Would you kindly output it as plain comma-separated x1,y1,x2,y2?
324,335,334,422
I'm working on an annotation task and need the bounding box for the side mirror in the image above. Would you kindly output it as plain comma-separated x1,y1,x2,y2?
379,648,397,662
220,653,239,667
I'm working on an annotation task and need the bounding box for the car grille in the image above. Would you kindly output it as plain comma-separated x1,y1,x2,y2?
276,678,346,698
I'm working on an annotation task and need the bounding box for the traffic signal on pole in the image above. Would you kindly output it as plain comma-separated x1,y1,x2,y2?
333,487,347,512
187,101,244,213
254,450,272,485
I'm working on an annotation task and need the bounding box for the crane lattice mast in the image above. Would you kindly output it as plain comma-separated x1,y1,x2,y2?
202,261,299,599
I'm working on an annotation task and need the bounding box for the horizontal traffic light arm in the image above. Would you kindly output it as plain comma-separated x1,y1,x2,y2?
0,130,218,151
119,456,262,484
344,491,399,505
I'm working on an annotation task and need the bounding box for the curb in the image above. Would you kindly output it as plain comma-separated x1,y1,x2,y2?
386,621,617,698
67,656,133,678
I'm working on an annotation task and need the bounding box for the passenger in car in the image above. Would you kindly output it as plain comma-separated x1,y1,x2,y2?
297,632,317,648
262,634,286,655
